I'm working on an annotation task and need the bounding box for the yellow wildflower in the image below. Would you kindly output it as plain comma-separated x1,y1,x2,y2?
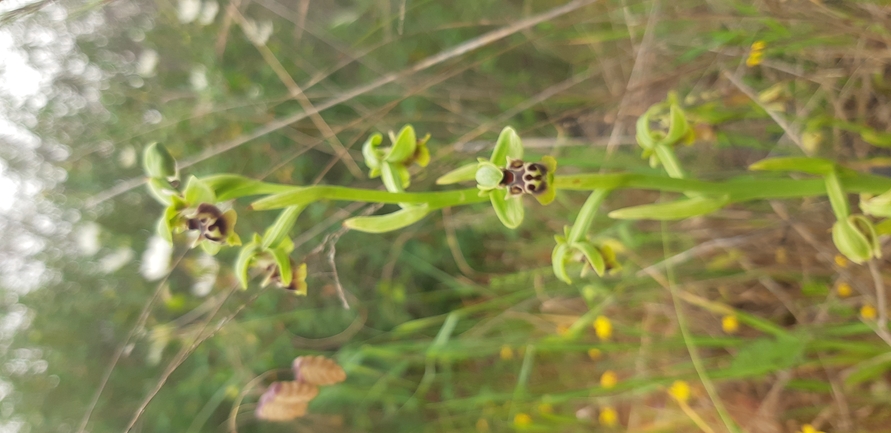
513,413,532,428
834,254,849,268
861,304,877,320
799,424,824,433
476,419,490,433
837,281,853,298
746,40,766,67
721,315,740,334
593,316,612,341
537,403,553,414
500,345,514,360
598,406,618,426
668,380,691,403
600,370,618,389
587,348,603,361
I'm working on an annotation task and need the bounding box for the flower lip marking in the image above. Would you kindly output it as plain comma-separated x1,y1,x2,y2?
500,157,550,197
186,203,229,242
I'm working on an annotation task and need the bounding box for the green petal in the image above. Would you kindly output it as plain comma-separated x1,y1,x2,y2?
362,133,383,171
662,104,691,146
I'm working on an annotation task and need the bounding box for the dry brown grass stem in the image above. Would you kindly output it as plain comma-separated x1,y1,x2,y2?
722,70,807,153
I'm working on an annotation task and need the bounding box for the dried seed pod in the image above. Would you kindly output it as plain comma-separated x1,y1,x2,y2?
255,401,308,422
266,381,319,403
292,355,346,386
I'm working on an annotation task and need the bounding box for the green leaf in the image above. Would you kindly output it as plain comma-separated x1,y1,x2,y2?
183,176,216,205
143,142,177,179
234,242,260,289
573,242,605,276
608,195,729,220
729,336,806,377
344,205,430,233
490,193,523,229
748,157,836,175
567,189,609,243
385,125,417,163
436,162,479,185
551,243,572,284
490,126,523,166
261,205,304,250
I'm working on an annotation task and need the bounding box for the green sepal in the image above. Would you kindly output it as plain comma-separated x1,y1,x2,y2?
636,108,657,151
183,176,216,206
270,247,292,286
156,215,172,243
490,126,523,166
861,189,891,218
875,218,891,235
832,215,879,264
552,242,572,284
574,242,606,277
381,161,408,192
385,125,417,163
437,162,480,185
748,157,837,175
663,105,691,146
147,178,176,205
608,195,729,220
344,205,430,233
490,193,523,229
362,133,383,172
261,206,303,250
235,239,261,289
143,142,178,180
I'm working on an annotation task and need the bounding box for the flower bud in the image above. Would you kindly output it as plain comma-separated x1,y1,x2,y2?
832,215,881,264
143,142,178,180
861,190,891,218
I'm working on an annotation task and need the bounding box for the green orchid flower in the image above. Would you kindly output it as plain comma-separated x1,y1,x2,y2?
362,124,431,189
154,176,241,255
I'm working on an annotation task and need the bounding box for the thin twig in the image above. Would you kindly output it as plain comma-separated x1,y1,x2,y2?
124,283,267,432
722,70,807,153
76,249,189,433
84,0,602,208
869,259,891,346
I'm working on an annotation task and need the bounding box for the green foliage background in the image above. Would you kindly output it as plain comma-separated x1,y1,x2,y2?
3,0,891,432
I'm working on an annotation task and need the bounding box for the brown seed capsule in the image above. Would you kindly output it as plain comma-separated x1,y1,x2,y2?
292,355,347,386
255,400,308,421
271,381,319,403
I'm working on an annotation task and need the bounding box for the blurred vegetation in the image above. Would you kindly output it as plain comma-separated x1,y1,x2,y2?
3,0,891,432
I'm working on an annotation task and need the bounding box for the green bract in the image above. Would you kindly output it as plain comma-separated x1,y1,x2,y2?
143,142,178,181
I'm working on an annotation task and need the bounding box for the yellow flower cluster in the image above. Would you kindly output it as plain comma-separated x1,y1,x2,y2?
837,281,853,298
594,316,612,341
746,40,766,67
861,304,877,320
513,413,532,428
668,380,691,402
599,406,618,426
600,370,618,389
721,315,739,334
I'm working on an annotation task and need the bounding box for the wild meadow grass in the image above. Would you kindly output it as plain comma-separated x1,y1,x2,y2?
10,0,891,432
